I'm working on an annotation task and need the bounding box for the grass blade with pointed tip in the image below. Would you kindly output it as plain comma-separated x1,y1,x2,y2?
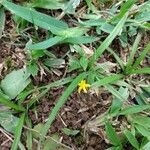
27,36,65,50
1,0,68,35
28,76,73,108
38,72,87,148
92,74,123,87
128,68,150,74
89,13,128,68
105,84,127,101
125,33,142,71
132,42,150,69
124,129,139,150
0,7,5,39
0,92,25,112
119,105,150,115
11,113,25,150
105,121,122,147
107,47,124,70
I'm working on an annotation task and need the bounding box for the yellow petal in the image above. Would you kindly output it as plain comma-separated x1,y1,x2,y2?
78,87,82,93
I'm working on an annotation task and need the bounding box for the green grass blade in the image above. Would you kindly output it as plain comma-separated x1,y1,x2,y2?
0,7,5,39
92,74,123,87
111,0,137,22
105,84,127,101
105,121,122,147
11,113,25,150
38,72,87,148
89,13,128,68
119,105,150,115
27,36,65,50
0,93,25,112
64,36,98,44
107,47,124,70
2,0,68,35
124,129,139,150
126,33,142,70
128,68,150,74
26,116,32,150
28,76,73,108
132,42,150,69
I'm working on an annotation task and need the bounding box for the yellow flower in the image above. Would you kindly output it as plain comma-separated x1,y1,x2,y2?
78,80,90,93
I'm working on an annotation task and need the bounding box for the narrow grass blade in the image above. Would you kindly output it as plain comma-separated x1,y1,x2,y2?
11,113,25,150
132,115,150,128
119,105,150,115
0,7,5,38
126,33,142,70
64,36,98,44
28,76,73,108
135,124,150,138
27,36,65,50
105,84,127,101
111,0,137,22
105,121,122,147
128,68,150,74
38,72,87,148
89,13,128,68
124,129,139,150
92,74,123,87
107,47,124,70
0,93,25,112
1,0,68,35
26,116,32,150
132,42,150,69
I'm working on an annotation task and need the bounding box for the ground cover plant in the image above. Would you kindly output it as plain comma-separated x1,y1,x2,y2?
0,0,150,149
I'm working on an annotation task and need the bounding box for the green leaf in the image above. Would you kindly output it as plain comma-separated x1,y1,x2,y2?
58,27,88,38
11,113,25,150
79,18,106,27
110,87,129,115
107,47,124,70
64,36,98,44
119,105,150,115
132,115,150,128
80,56,88,71
38,72,87,146
135,124,150,138
111,0,137,22
124,129,139,150
27,62,39,76
89,13,128,68
92,74,123,88
44,58,65,68
0,92,25,111
32,0,65,10
135,1,150,22
64,0,80,14
1,68,31,99
27,36,65,50
105,84,128,102
32,123,44,139
128,68,150,75
0,7,5,38
62,128,80,136
43,134,60,150
68,56,81,72
26,117,32,150
2,0,68,35
133,42,150,69
0,111,19,133
142,141,150,150
105,121,122,146
125,33,142,71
